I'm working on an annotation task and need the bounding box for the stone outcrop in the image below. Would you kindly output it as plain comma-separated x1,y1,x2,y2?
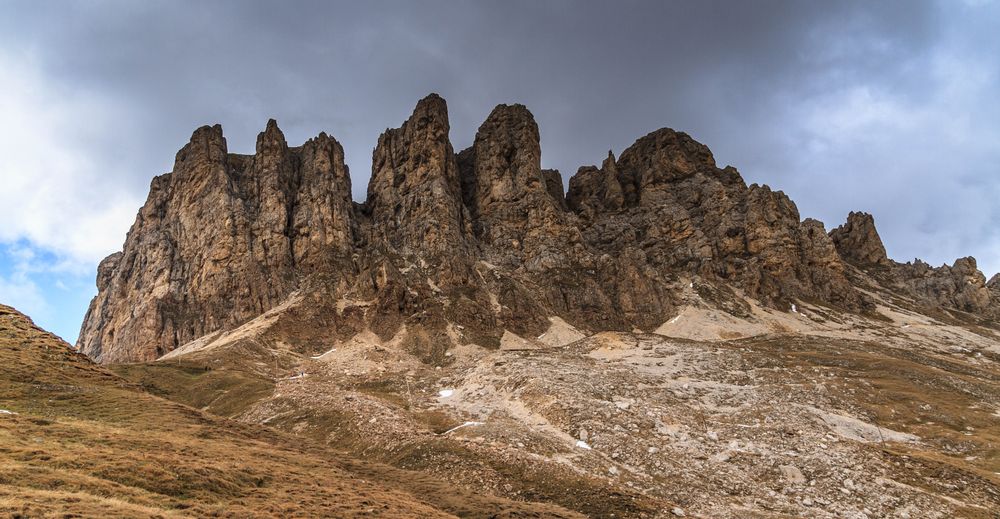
567,152,624,219
78,94,998,363
459,104,582,269
890,257,993,315
458,105,672,331
828,212,997,316
829,212,891,267
541,169,569,212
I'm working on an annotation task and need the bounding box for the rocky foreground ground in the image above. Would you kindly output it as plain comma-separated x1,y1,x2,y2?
107,285,1000,518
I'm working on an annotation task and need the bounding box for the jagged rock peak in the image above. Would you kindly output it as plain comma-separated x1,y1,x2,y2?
476,103,538,154
829,211,890,267
602,150,617,170
892,255,993,314
952,256,981,273
566,152,625,218
467,103,544,202
622,128,716,169
410,93,451,133
175,123,227,167
541,169,568,211
256,118,288,153
367,93,454,189
615,128,720,204
366,93,470,258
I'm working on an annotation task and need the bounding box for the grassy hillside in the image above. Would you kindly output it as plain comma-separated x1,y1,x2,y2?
0,304,580,518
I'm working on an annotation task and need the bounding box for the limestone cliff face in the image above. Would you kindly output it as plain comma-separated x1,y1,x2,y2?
78,94,998,363
366,94,472,262
459,104,582,269
79,122,356,362
567,152,625,219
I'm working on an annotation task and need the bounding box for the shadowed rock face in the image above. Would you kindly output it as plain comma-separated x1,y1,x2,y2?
458,105,672,332
541,169,568,212
366,94,472,262
989,274,1000,309
567,152,624,218
459,104,583,269
567,128,865,311
78,94,999,363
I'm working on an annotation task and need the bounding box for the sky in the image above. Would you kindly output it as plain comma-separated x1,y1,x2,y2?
1,0,998,343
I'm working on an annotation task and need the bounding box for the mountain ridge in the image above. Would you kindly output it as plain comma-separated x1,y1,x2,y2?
77,93,999,363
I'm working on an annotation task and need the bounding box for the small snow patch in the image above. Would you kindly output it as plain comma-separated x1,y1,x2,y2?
575,440,592,450
441,421,484,435
791,303,798,314
0,409,16,416
438,389,454,398
310,347,337,359
810,407,919,444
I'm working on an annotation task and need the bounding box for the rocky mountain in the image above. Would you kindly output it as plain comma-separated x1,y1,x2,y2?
9,92,992,517
77,94,999,363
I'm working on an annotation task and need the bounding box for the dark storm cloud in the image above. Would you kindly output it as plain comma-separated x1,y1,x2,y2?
2,0,998,275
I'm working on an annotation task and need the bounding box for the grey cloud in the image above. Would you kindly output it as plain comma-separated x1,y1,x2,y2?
1,0,997,275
